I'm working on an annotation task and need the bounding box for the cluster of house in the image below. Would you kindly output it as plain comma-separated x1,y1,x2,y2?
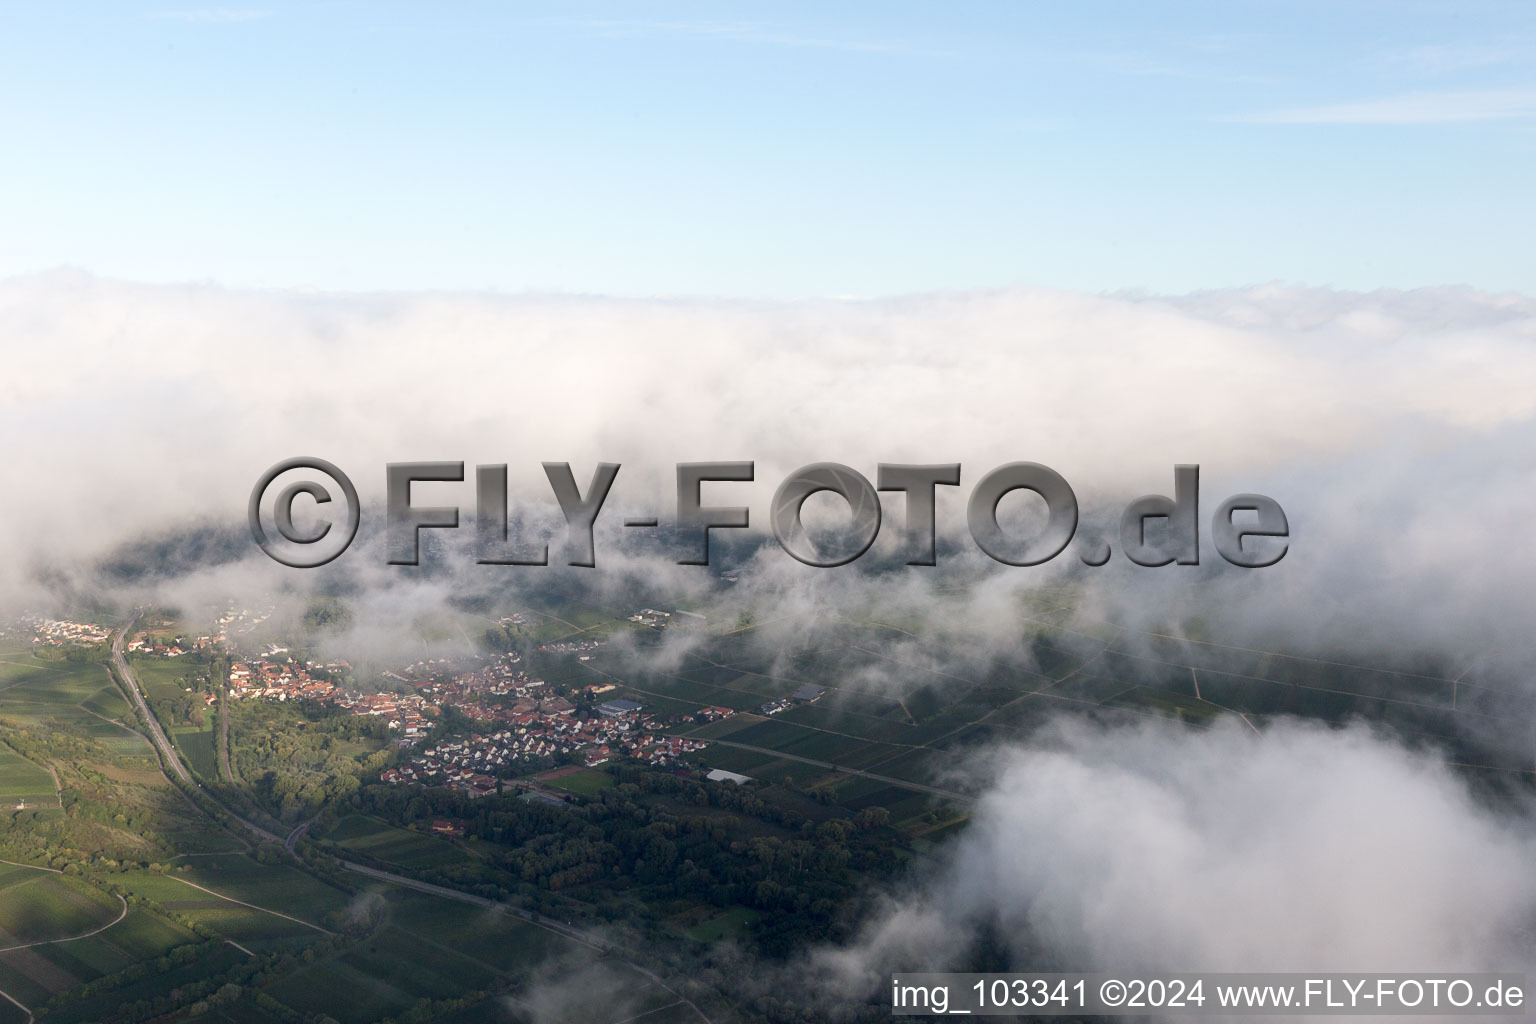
223,644,458,738
379,732,512,794
21,616,113,647
408,654,542,707
378,692,717,792
629,608,673,626
228,658,341,703
641,733,710,764
640,608,707,627
681,705,737,725
758,684,825,716
127,634,204,657
335,690,435,736
537,638,606,658
213,605,273,645
222,647,691,766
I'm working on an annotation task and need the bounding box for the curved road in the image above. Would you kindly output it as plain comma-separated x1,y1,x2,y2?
284,820,311,853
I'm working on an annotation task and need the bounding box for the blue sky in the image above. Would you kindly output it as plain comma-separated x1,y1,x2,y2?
2,2,1533,296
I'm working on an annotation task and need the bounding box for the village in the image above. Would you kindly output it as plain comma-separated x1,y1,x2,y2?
219,630,737,794
14,603,745,796
377,691,727,797
6,614,115,648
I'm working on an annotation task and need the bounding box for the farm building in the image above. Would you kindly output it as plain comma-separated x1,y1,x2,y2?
597,698,643,718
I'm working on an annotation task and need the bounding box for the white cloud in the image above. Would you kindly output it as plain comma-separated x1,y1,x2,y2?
148,9,273,24
1234,89,1536,124
1371,43,1525,74
554,18,949,58
2,272,1534,685
811,718,1536,1005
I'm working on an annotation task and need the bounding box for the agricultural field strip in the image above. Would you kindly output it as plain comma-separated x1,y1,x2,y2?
217,686,235,784
549,597,1496,765
0,860,128,1024
906,641,1121,752
4,850,323,946
825,610,1493,741
604,1000,689,1024
0,751,61,808
159,875,332,935
582,644,1176,788
0,658,72,678
1440,759,1536,776
694,618,1116,712
576,664,937,775
1137,630,1459,685
589,662,919,745
701,740,970,803
0,890,127,954
682,657,920,729
1006,603,1523,749
501,599,1497,797
68,690,149,740
1035,598,1466,688
722,656,1162,740
1102,645,1497,718
340,863,715,1024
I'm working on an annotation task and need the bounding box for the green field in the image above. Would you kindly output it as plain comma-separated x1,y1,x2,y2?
0,872,120,946
114,866,329,947
319,815,472,872
0,904,199,1010
41,942,246,1024
126,657,202,700
684,904,759,942
566,598,1517,814
260,884,678,1024
170,855,353,924
0,651,156,765
0,749,56,806
175,726,219,779
0,857,354,1020
543,768,615,796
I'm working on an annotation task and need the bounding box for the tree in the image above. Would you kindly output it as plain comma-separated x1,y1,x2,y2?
853,807,889,831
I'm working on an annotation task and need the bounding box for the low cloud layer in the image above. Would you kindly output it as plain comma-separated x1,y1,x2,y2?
809,718,1536,1013
5,270,1533,683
